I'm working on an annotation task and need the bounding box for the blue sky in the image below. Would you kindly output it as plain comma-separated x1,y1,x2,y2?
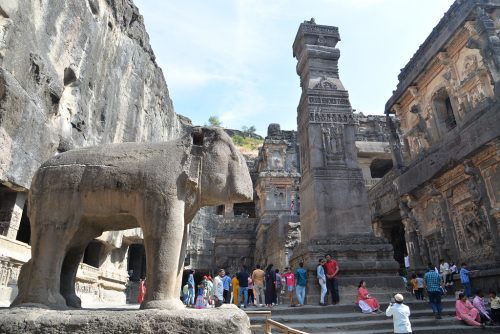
135,0,454,136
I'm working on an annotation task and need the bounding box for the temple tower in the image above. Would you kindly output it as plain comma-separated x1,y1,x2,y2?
290,19,400,302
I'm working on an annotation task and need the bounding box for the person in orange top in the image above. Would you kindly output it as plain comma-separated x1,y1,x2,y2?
137,277,146,304
231,274,240,305
356,280,381,313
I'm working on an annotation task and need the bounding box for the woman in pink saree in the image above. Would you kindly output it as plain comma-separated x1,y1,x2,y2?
356,280,381,313
456,293,485,328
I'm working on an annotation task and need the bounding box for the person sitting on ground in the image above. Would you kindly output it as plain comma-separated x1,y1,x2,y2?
473,290,493,325
356,280,381,313
489,291,500,324
386,293,412,334
456,293,485,328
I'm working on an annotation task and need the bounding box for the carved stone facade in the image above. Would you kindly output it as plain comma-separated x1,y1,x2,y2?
254,124,301,270
375,0,500,291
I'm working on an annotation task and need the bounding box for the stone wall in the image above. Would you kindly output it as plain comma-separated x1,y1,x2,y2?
0,0,186,191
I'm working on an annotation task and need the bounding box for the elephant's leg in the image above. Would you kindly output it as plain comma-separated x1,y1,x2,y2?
141,199,185,310
174,224,189,296
11,222,74,309
60,228,100,308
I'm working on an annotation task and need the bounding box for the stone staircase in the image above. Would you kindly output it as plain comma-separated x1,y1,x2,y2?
248,297,500,333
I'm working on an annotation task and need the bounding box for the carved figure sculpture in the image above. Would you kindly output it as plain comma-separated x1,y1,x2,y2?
11,127,253,310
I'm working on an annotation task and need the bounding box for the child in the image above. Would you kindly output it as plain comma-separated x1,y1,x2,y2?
282,267,296,307
489,291,500,324
410,274,420,300
416,273,425,301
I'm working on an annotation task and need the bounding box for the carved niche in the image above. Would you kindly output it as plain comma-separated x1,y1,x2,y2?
321,123,345,165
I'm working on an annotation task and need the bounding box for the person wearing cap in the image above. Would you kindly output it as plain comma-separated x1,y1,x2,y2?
386,293,412,333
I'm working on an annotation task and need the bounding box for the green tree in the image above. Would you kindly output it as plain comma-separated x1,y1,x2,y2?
242,125,256,136
208,116,222,127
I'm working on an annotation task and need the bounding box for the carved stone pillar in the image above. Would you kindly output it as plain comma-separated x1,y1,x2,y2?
290,20,399,304
0,192,26,239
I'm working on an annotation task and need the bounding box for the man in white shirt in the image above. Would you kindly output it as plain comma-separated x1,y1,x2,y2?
213,269,225,307
386,293,412,334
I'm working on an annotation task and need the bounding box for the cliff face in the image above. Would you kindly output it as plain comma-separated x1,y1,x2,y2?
0,0,185,190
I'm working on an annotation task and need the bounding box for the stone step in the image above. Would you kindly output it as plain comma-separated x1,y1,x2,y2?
254,308,456,324
310,324,500,334
248,298,456,315
280,317,499,333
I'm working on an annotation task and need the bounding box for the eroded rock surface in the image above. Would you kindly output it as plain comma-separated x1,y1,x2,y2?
0,0,186,190
0,305,251,334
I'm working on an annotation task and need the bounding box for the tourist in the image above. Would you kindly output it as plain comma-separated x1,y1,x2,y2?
409,274,419,300
295,262,307,306
275,269,282,305
473,290,493,324
252,264,265,307
455,293,484,328
459,263,476,298
248,276,255,306
237,266,250,308
231,274,239,305
385,293,412,334
356,280,381,313
282,267,296,307
489,291,500,324
187,269,196,305
213,269,225,307
195,282,207,309
317,258,327,306
202,276,211,306
182,283,190,305
424,265,443,319
324,253,340,305
265,264,276,307
222,271,231,303
439,259,449,284
137,276,146,304
416,273,425,301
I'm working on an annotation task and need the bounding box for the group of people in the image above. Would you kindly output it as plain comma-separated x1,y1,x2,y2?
403,261,500,329
180,253,341,309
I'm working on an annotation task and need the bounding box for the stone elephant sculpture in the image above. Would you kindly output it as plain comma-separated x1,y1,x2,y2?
11,127,253,309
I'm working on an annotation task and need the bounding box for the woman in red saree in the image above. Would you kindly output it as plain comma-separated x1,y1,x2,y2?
456,293,484,328
137,277,146,304
356,280,381,313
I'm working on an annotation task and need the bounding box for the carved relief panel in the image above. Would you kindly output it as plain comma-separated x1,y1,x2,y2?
320,123,345,165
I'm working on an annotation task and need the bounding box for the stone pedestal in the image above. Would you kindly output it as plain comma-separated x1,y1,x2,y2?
0,305,250,334
290,19,400,304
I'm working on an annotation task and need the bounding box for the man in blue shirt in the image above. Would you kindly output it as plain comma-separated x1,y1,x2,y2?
295,262,307,306
222,271,232,303
460,263,474,298
424,264,443,319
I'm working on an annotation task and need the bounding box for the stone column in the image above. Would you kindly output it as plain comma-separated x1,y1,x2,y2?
0,191,26,239
290,20,399,304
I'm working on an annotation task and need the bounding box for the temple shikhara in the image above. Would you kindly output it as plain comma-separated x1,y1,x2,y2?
0,0,499,333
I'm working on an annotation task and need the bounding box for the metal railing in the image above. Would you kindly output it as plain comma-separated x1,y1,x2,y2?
246,310,308,334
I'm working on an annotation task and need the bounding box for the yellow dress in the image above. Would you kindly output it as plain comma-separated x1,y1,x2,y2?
232,276,240,305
